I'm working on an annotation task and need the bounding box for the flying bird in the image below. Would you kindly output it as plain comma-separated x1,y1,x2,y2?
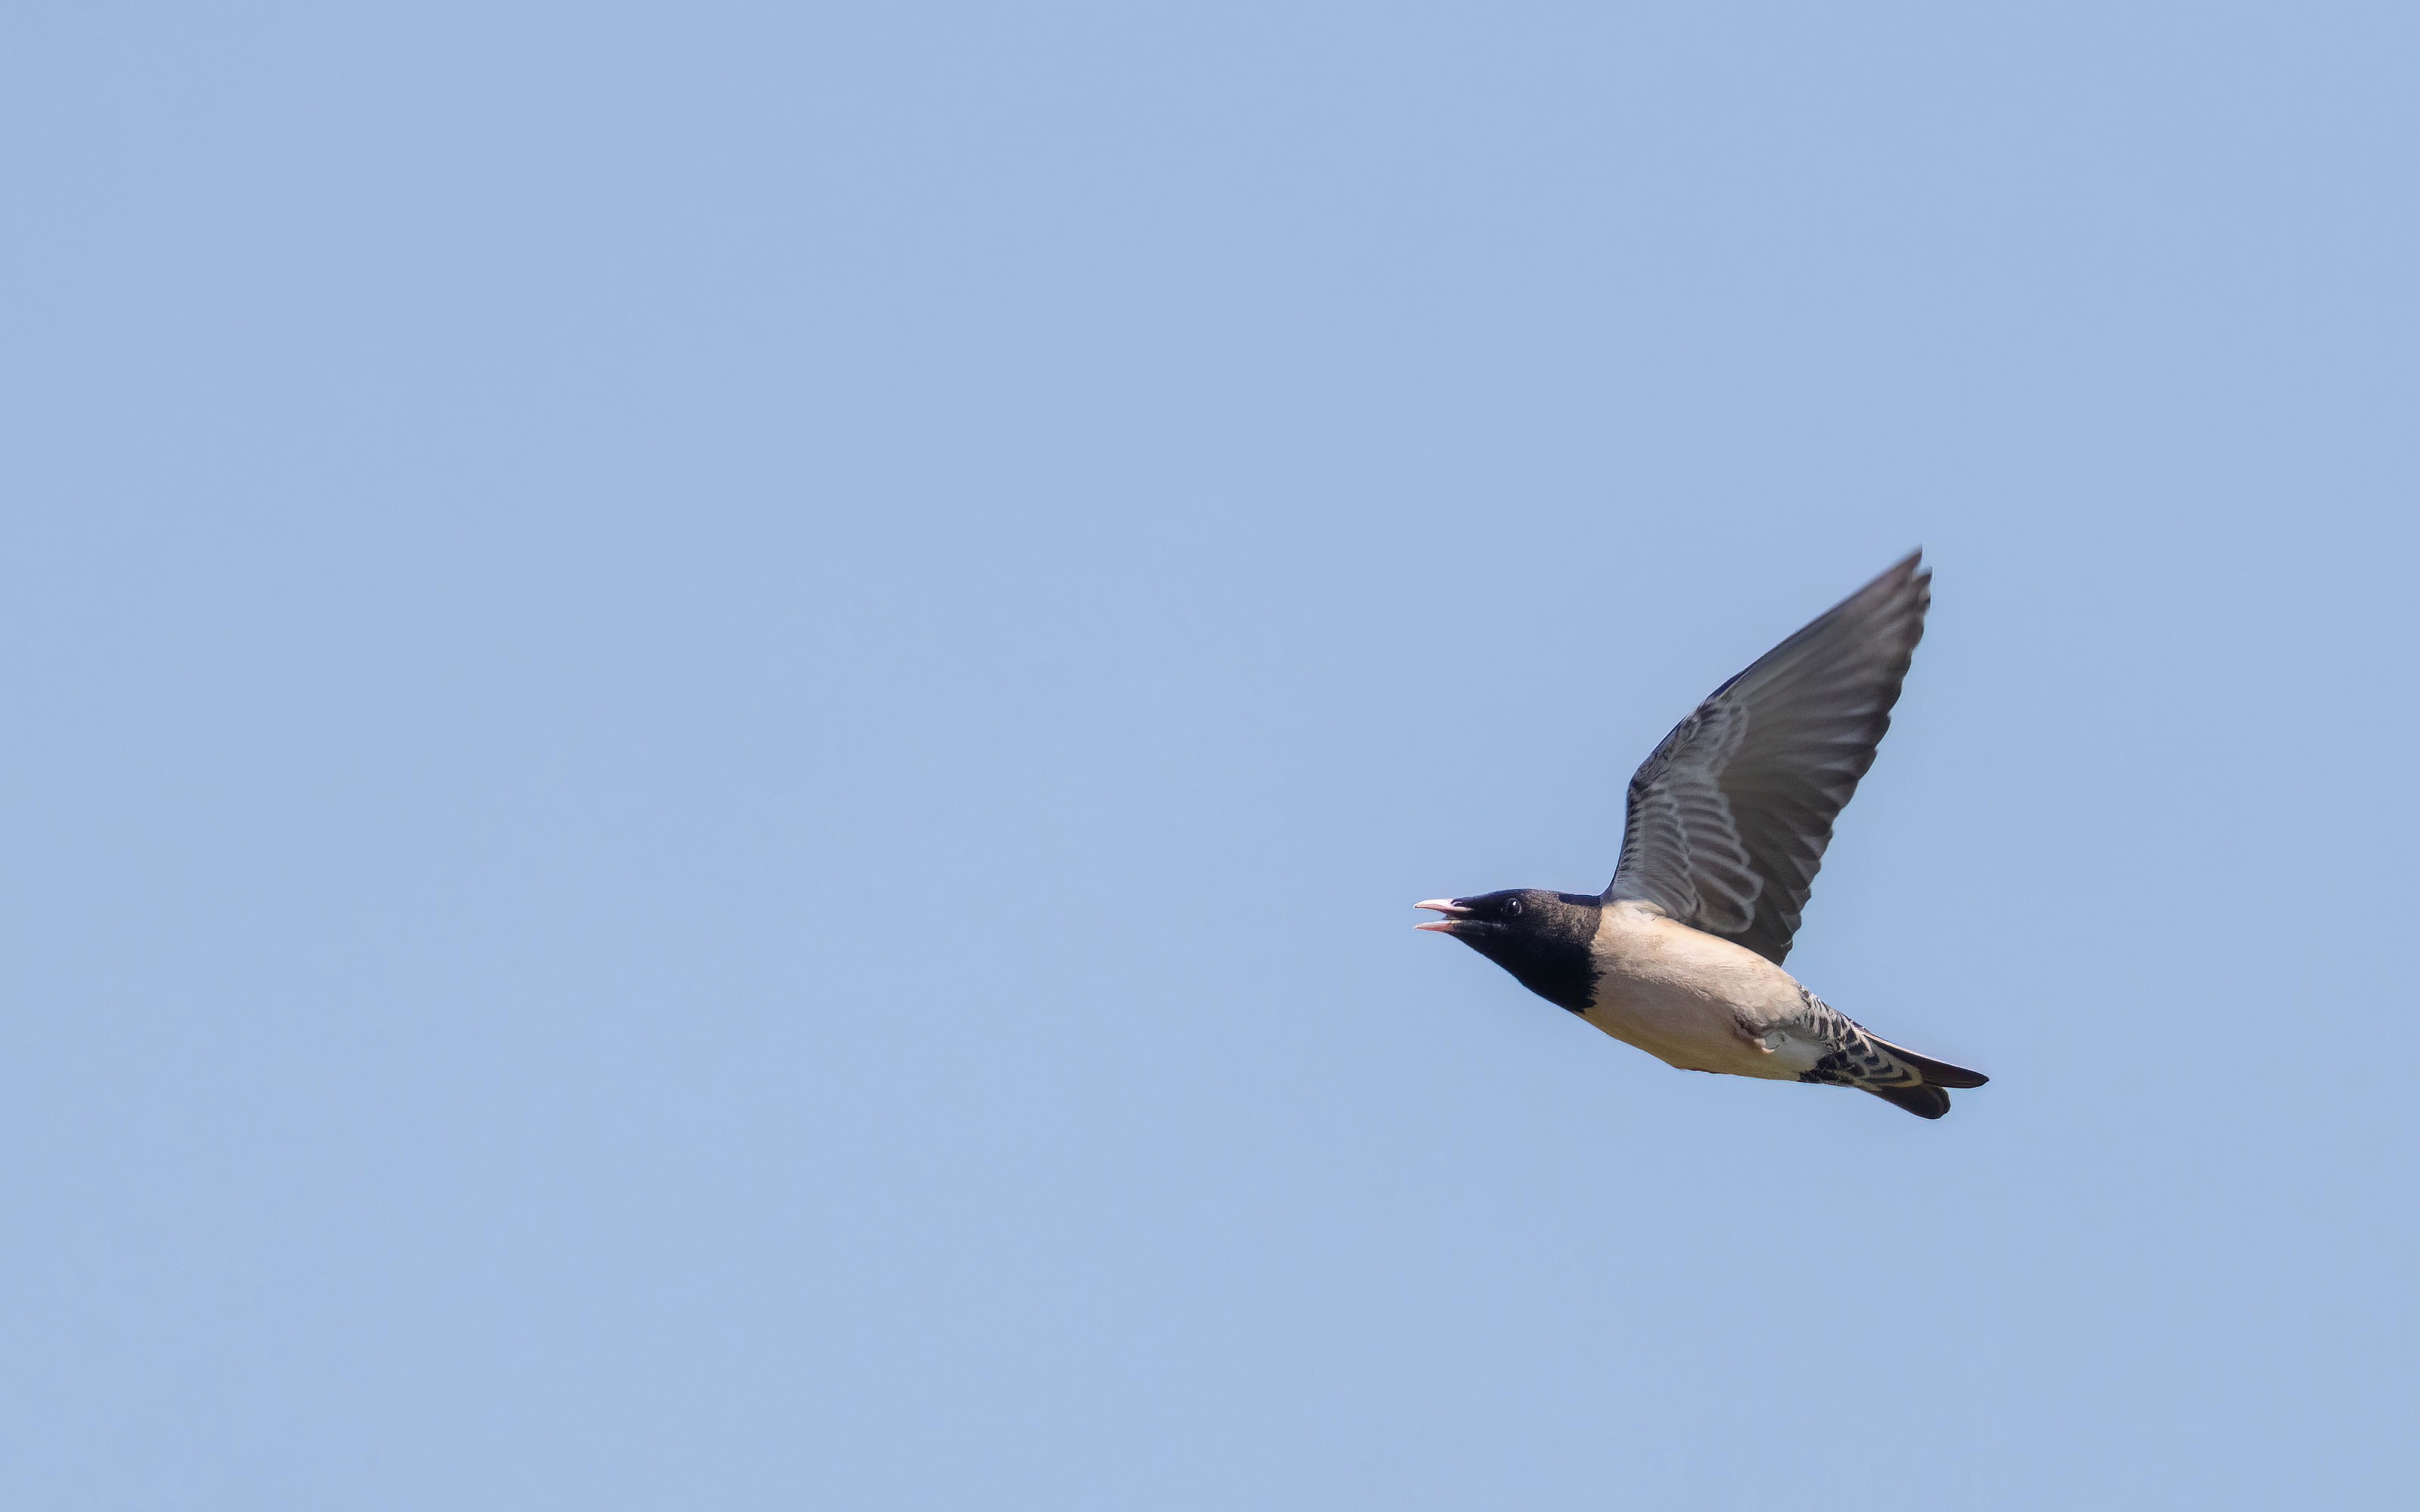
1415,552,1985,1118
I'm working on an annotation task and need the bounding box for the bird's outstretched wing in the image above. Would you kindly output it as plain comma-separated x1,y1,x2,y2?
1605,552,1930,965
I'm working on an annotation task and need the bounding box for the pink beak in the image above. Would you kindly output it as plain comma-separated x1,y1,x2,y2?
1414,899,1471,932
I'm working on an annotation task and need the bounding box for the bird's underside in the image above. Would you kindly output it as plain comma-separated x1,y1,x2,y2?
1415,552,1988,1120
1579,899,1986,1120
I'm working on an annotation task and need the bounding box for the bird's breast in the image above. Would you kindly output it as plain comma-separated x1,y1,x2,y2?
1578,903,1807,1078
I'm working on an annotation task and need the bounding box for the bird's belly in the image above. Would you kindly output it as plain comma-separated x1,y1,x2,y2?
1580,913,1811,1081
1580,981,1795,1080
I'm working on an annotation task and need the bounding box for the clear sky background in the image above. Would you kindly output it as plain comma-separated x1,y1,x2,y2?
4,2,2414,1506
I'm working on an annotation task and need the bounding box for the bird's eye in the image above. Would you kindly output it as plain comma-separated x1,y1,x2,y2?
1503,898,1523,916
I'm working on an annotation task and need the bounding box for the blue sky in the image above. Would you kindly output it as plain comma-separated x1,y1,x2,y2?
4,2,2414,1506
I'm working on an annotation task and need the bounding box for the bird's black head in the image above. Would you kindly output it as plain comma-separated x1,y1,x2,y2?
1413,889,1602,1012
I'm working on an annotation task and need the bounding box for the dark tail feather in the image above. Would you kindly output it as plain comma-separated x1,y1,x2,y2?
1865,1082,1952,1119
1873,1038,1989,1089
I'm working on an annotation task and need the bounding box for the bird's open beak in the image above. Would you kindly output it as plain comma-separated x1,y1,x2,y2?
1414,899,1472,933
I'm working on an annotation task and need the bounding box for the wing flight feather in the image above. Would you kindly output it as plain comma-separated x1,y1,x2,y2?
1605,552,1931,964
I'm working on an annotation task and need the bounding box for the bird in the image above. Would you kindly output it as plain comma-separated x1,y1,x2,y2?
1414,551,1986,1118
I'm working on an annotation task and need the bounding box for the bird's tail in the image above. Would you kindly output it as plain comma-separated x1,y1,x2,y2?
1872,1037,1989,1088
1860,1036,1989,1120
1789,991,1990,1119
